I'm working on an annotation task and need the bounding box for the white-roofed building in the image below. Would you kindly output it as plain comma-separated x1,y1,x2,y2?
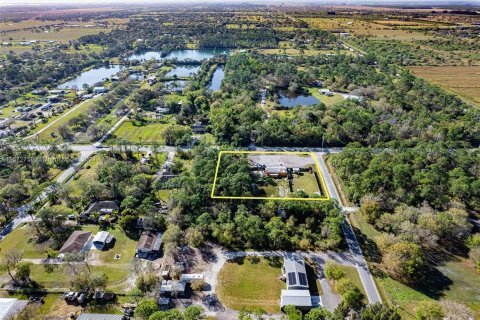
280,253,313,311
0,298,28,320
280,289,312,309
92,231,113,250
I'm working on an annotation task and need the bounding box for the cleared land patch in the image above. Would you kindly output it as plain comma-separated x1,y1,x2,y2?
212,151,329,201
409,66,480,105
217,257,285,313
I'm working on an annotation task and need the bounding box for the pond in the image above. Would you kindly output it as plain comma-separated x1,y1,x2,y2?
127,49,228,61
278,90,320,107
164,80,188,91
58,65,124,89
209,67,224,90
166,66,200,78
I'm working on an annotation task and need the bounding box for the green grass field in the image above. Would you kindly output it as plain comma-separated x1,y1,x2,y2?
32,98,100,142
107,120,171,144
217,257,285,313
308,88,345,107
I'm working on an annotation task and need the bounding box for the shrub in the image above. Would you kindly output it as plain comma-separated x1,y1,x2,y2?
324,262,345,281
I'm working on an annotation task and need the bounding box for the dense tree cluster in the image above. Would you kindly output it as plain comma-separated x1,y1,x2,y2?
157,144,344,252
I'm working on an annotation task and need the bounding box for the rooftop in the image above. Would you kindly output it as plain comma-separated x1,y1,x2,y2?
59,231,92,254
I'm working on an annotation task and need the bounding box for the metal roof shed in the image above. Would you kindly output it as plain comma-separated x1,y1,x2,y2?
280,289,312,309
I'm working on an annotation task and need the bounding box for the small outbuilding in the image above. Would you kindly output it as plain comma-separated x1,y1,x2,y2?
280,290,312,310
77,314,123,320
92,231,113,250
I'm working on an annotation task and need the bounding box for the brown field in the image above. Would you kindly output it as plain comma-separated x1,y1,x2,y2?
301,17,433,41
1,27,109,42
409,66,480,105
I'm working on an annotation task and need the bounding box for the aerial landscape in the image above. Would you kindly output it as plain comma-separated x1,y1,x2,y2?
0,0,479,319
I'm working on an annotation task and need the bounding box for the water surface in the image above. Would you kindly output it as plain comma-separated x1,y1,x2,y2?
127,49,228,62
209,67,224,90
278,90,320,107
58,65,124,89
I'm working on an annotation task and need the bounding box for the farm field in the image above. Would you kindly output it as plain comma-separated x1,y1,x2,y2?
409,66,480,105
217,257,285,313
301,17,433,41
0,28,110,42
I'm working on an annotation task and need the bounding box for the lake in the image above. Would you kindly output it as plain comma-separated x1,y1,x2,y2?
166,66,200,78
278,90,320,107
58,65,124,89
209,67,224,90
127,49,228,61
164,80,188,91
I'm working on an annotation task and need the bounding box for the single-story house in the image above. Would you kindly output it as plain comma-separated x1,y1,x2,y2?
136,231,162,258
93,87,109,94
92,231,113,250
265,165,288,178
59,231,92,254
0,298,28,320
77,314,123,320
40,102,52,111
148,75,157,85
80,200,119,223
31,89,46,95
283,253,309,290
191,121,206,134
160,280,186,296
280,253,312,310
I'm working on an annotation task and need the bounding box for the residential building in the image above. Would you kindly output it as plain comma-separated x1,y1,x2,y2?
0,298,28,320
265,165,288,178
280,253,312,310
80,200,119,223
136,231,162,258
160,280,186,296
93,86,109,94
59,231,92,254
77,314,124,320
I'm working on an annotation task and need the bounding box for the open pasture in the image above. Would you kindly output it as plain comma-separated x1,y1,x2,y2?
409,66,480,105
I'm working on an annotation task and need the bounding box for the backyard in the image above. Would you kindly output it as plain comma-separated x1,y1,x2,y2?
216,257,286,313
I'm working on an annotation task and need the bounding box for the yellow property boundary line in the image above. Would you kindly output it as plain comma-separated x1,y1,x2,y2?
211,151,331,201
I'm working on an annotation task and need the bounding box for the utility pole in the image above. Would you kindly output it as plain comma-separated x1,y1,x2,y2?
321,133,325,150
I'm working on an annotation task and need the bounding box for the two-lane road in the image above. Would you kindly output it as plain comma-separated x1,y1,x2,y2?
315,152,382,304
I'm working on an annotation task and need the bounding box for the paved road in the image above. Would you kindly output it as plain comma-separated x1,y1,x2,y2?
315,153,382,304
24,94,102,140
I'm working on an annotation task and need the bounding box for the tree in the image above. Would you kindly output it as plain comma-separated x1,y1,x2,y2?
135,298,159,320
360,303,400,320
190,279,207,291
148,309,182,320
415,301,444,320
304,307,332,320
185,227,205,248
382,241,425,282
183,306,206,320
70,270,107,293
136,273,158,293
283,305,303,320
324,262,345,281
119,215,138,232
2,249,23,284
359,196,381,224
15,261,33,285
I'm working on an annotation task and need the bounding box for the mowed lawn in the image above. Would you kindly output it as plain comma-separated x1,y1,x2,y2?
217,257,285,313
83,225,138,265
108,121,170,144
33,97,100,141
409,66,480,105
0,223,47,263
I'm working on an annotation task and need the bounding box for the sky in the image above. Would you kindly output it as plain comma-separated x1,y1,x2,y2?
1,0,479,5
